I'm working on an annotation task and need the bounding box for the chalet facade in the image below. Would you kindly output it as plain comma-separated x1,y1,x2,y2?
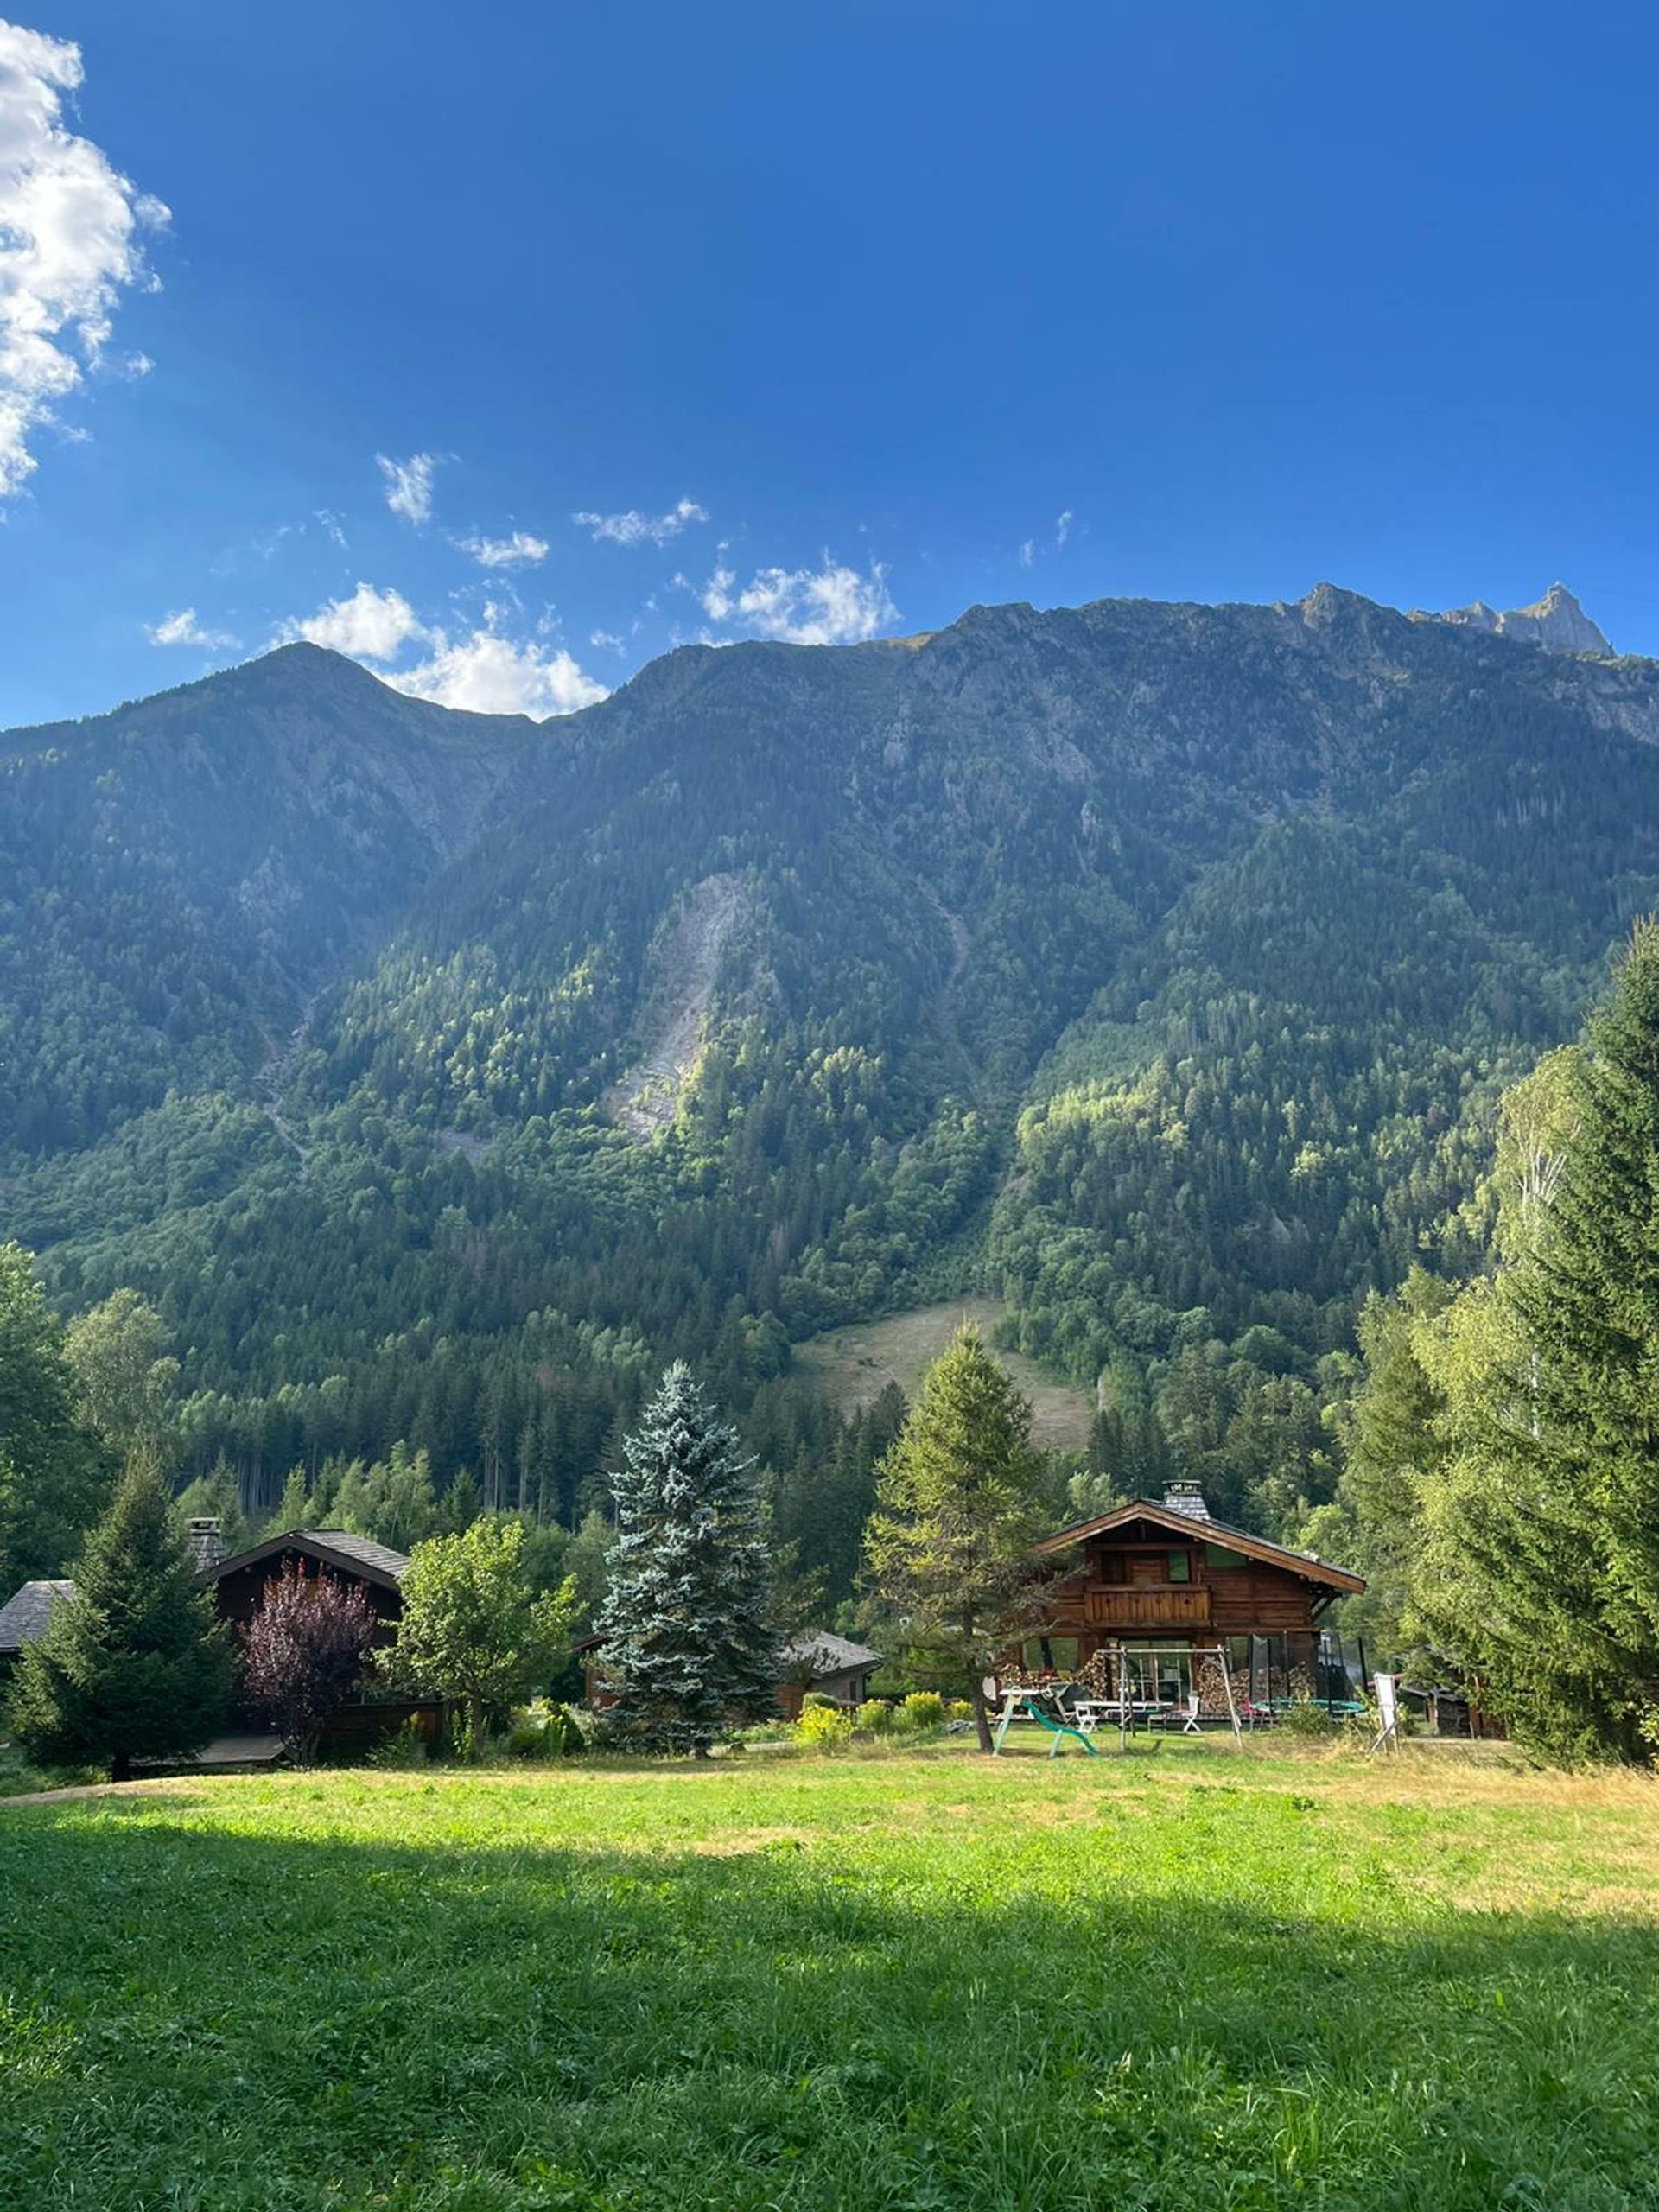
197,1526,442,1751
200,1527,410,1643
1021,1482,1365,1703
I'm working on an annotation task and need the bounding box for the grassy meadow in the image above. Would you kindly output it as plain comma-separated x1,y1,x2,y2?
3,1742,1659,2210
791,1297,1093,1450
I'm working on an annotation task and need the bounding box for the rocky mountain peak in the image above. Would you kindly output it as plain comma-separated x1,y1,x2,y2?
1435,582,1612,658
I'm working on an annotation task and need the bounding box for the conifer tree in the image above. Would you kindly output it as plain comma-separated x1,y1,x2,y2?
596,1363,779,1753
6,1454,234,1779
1392,925,1659,1760
1500,920,1659,1756
863,1326,1048,1751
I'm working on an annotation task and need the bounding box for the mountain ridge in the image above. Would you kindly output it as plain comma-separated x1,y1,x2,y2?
5,575,1657,1539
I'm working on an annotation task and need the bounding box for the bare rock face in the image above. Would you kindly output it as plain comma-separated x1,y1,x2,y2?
1436,582,1612,657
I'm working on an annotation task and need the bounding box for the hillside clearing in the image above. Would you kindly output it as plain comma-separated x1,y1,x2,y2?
792,1295,1093,1447
3,1746,1658,2210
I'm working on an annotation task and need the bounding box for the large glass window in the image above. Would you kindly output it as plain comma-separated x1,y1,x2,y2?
1167,1550,1192,1583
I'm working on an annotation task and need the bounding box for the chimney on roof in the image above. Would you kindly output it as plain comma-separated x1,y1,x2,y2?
1162,1481,1211,1522
186,1516,226,1573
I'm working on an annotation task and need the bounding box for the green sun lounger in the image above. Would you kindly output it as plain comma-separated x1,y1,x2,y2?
994,1695,1100,1757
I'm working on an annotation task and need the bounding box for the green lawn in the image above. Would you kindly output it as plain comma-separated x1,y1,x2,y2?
3,1743,1659,2209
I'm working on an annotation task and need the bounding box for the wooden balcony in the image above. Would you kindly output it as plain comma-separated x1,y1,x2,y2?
1083,1586,1212,1630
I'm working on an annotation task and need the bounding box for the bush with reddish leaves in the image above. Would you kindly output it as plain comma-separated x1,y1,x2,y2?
241,1562,377,1761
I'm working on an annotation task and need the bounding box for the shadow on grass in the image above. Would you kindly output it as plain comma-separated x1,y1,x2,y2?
1,1801,1656,2212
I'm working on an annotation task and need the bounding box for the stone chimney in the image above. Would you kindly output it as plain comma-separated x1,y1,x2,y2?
186,1516,226,1574
1161,1481,1211,1523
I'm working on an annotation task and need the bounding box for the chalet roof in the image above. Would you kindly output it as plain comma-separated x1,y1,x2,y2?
575,1626,883,1679
780,1630,883,1675
200,1529,410,1591
1033,1498,1366,1594
0,1579,76,1652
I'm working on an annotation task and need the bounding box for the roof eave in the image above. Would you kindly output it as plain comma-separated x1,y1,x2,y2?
1033,1498,1365,1594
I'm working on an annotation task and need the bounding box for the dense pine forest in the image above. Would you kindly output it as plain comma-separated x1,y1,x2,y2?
6,582,1659,1617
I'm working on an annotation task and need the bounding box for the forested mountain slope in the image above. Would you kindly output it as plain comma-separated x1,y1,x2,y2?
7,584,1659,1536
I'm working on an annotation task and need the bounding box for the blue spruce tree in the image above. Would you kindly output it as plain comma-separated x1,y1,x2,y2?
597,1363,779,1752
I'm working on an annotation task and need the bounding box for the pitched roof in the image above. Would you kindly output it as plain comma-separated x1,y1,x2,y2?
200,1529,410,1591
0,1579,76,1652
781,1630,883,1675
1033,1498,1365,1594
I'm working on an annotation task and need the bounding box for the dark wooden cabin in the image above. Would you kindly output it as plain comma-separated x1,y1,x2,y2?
202,1529,410,1644
198,1527,443,1749
1023,1482,1365,1700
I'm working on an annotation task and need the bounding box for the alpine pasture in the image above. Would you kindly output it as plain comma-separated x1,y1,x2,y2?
3,1742,1656,2212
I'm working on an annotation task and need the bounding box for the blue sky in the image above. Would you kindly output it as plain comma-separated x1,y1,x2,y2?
3,2,1657,724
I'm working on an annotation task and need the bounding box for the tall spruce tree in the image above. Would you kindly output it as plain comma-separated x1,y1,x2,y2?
1503,920,1659,1757
863,1325,1048,1751
1384,925,1659,1762
6,1454,234,1780
597,1363,779,1754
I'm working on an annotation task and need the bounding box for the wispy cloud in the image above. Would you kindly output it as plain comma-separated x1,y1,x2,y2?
377,451,439,526
0,22,168,498
574,497,708,548
589,628,626,653
1056,509,1073,549
283,581,425,661
388,628,607,718
146,607,238,650
456,528,548,569
700,555,898,646
1018,539,1034,569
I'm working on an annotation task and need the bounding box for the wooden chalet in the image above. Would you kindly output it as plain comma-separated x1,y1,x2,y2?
200,1527,410,1643
198,1525,444,1751
1021,1482,1366,1706
0,1578,75,1683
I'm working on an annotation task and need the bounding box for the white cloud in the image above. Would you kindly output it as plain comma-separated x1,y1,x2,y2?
0,22,168,498
1018,539,1034,569
456,527,548,569
146,607,238,650
589,628,625,652
284,581,426,661
388,629,607,719
574,496,707,547
1056,509,1073,548
377,450,438,525
699,555,898,646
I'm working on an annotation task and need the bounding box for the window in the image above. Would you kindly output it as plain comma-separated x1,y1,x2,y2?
1205,1543,1246,1570
1167,1550,1191,1583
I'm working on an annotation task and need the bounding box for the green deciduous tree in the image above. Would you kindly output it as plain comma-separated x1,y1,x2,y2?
5,1453,234,1780
596,1363,779,1754
380,1519,576,1758
863,1326,1048,1751
0,1243,106,1591
63,1289,179,1461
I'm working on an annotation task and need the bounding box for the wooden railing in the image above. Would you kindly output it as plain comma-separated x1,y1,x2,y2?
1083,1586,1212,1629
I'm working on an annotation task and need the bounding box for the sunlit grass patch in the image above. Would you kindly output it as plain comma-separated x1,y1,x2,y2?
3,1749,1657,2209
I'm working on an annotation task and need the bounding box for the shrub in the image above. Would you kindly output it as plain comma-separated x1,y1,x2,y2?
944,1700,973,1725
365,1716,431,1770
506,1703,586,1759
900,1692,946,1732
795,1702,855,1752
855,1698,894,1734
1276,1697,1338,1739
